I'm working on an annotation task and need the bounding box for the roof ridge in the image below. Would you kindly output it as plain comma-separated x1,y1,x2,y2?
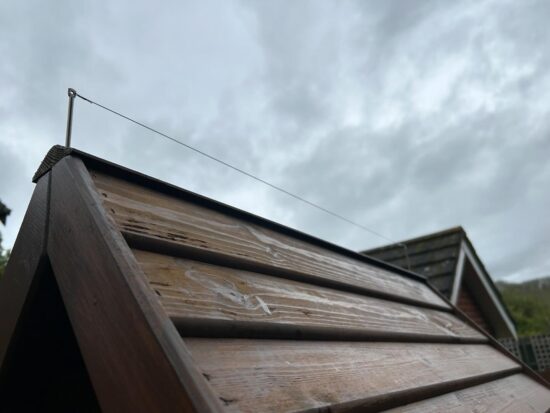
362,226,465,254
32,145,73,183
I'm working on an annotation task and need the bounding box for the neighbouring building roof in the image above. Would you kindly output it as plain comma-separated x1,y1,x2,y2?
362,227,517,339
0,146,548,412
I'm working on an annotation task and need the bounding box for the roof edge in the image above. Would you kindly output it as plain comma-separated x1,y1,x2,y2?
35,146,434,287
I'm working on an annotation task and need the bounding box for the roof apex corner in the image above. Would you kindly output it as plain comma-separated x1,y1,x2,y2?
32,145,74,183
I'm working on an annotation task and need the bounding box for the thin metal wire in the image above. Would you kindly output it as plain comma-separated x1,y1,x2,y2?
74,90,409,255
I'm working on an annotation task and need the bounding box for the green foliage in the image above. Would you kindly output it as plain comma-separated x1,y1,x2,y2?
0,200,10,225
0,231,6,278
0,235,6,278
497,277,550,336
0,248,9,279
0,199,10,278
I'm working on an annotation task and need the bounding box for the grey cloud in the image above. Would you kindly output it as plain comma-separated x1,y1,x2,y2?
1,0,549,283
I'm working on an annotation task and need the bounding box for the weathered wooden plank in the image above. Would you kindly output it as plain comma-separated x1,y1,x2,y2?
48,157,223,413
184,339,520,413
383,373,550,412
91,171,449,310
136,250,484,342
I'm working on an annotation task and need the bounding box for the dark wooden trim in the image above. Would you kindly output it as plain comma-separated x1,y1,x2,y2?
0,175,50,369
47,157,223,413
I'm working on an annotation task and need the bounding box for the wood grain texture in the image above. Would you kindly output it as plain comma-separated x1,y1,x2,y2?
135,250,484,342
0,175,49,369
184,339,520,413
383,373,550,412
91,171,449,310
48,158,223,413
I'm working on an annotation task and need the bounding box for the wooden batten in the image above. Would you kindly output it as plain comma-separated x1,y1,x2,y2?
135,250,485,343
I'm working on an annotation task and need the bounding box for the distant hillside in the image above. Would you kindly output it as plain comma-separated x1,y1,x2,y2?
497,276,550,336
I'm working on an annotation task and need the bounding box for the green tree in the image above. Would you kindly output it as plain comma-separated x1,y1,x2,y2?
498,278,550,336
0,199,10,278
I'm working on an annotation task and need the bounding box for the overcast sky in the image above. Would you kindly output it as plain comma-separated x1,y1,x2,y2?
1,0,549,282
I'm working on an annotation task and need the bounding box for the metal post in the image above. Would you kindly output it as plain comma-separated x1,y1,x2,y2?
65,88,77,147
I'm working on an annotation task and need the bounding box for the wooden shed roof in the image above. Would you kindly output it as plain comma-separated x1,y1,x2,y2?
0,146,549,412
